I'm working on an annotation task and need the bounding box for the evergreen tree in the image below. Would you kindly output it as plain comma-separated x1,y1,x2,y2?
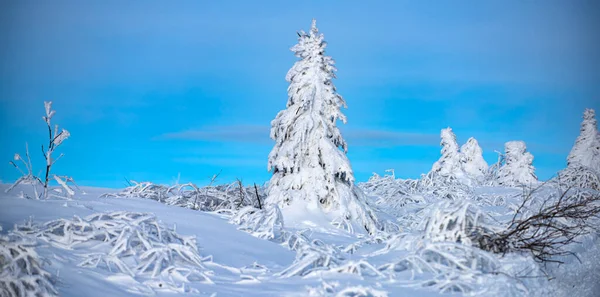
460,137,488,179
431,127,463,178
497,141,537,186
266,20,378,233
567,108,600,172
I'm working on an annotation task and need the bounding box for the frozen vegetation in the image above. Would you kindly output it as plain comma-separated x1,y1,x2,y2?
1,20,600,297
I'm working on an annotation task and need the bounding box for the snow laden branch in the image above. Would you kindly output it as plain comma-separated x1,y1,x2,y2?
15,211,213,292
6,143,44,198
0,234,58,297
102,180,265,212
478,187,600,264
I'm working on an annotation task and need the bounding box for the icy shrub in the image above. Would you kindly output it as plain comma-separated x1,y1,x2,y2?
230,205,285,240
15,211,213,290
378,242,527,296
422,200,497,246
358,171,425,216
478,187,600,264
102,181,265,212
0,235,58,297
277,239,346,278
413,171,474,200
554,165,600,191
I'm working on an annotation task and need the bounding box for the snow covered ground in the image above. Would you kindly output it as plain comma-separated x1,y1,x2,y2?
1,182,598,297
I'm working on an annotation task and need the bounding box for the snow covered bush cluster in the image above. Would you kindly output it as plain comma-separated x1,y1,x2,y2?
15,211,213,292
0,234,58,297
230,205,285,240
101,180,265,212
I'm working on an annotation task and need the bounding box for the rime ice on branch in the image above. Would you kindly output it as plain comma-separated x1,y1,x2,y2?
266,19,379,234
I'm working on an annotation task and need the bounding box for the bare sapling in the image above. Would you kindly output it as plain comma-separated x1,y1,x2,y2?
6,101,73,199
41,101,70,198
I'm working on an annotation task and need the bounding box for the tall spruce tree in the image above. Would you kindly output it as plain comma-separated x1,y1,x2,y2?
431,127,463,177
266,20,378,233
567,108,600,172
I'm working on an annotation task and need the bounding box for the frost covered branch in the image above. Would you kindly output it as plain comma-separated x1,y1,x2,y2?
0,234,58,297
478,187,600,264
15,211,213,291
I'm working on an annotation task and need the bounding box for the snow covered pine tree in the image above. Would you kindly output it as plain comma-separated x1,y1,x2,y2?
266,19,379,234
460,137,488,180
497,141,537,187
567,108,600,172
431,127,466,180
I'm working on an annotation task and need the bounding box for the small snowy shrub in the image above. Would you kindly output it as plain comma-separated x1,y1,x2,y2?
554,165,600,191
413,171,474,201
230,206,285,240
0,235,58,297
6,101,77,199
379,242,526,295
103,181,265,212
358,171,424,216
15,211,213,289
277,239,346,278
422,200,497,246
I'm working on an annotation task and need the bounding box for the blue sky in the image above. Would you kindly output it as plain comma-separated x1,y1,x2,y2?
1,1,599,188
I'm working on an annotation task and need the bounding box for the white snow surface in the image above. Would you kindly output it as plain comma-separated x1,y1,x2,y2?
1,182,598,297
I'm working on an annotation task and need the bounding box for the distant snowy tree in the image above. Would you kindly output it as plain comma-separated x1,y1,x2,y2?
460,137,488,179
567,108,600,172
431,127,466,179
266,19,378,234
497,141,537,186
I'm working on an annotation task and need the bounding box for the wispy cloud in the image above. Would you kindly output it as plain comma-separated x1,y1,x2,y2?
343,129,439,147
156,125,441,148
156,125,270,144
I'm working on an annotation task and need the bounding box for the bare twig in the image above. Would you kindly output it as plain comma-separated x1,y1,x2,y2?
254,183,262,210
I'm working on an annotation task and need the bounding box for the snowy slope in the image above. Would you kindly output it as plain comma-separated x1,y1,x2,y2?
1,183,598,297
0,185,435,297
